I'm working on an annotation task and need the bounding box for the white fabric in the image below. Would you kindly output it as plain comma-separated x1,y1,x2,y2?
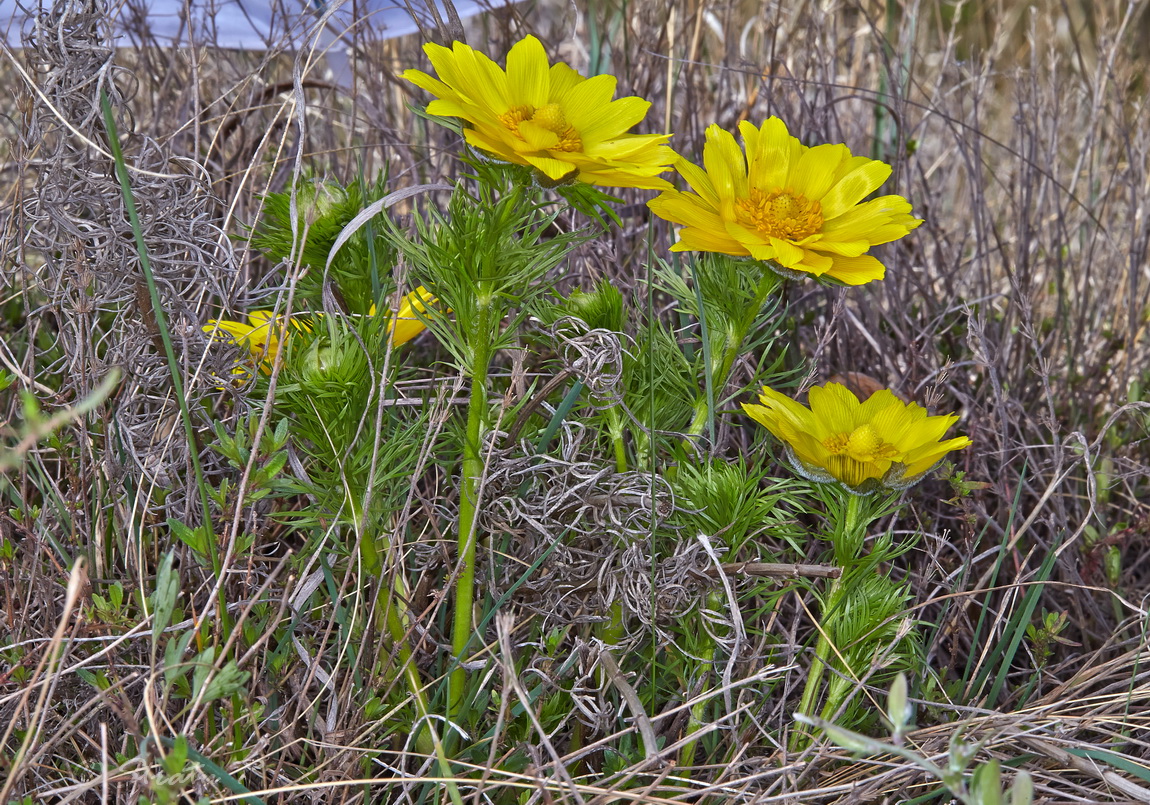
0,0,498,49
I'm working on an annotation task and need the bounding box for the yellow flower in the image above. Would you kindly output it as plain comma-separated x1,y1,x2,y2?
204,311,294,374
371,286,443,347
648,117,923,285
742,382,971,493
402,35,675,189
205,287,440,373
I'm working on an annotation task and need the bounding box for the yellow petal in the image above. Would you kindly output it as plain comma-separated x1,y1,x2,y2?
548,62,583,103
792,248,835,276
673,157,720,206
769,238,806,267
823,254,886,285
820,160,892,219
505,34,549,108
577,96,652,145
387,286,440,346
787,143,847,200
523,154,580,181
647,190,723,229
673,226,748,254
702,124,748,201
747,117,794,191
561,74,624,133
808,383,860,433
517,119,562,150
450,43,510,111
401,69,455,100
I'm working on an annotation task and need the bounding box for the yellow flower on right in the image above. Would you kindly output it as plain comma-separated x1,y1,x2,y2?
648,117,922,285
743,382,971,494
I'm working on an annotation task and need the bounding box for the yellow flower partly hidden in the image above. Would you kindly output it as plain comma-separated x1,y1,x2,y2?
205,287,439,373
743,382,971,493
402,35,675,189
204,310,295,374
648,117,923,285
370,286,443,347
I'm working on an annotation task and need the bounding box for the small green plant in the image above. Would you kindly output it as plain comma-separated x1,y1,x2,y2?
1025,609,1075,668
803,674,1034,805
11,12,1148,805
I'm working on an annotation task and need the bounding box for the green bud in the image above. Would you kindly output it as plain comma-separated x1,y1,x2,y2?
301,342,339,381
566,279,625,332
886,672,912,733
1009,770,1034,805
298,179,348,227
1104,544,1122,588
972,758,1003,805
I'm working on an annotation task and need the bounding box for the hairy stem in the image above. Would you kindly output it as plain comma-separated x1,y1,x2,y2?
678,591,721,770
382,574,464,805
791,492,865,752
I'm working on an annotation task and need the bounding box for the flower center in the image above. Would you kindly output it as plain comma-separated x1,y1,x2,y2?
823,425,898,463
735,188,824,241
498,103,584,152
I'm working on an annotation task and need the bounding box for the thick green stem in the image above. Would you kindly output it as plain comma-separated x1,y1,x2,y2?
677,591,721,771
448,289,494,720
790,577,839,753
791,493,865,752
601,599,625,646
379,577,436,758
594,576,627,700
607,408,628,473
381,575,464,805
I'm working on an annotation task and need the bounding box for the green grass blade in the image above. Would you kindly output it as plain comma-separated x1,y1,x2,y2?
98,91,216,570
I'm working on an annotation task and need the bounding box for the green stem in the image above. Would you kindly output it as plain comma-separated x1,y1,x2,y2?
448,287,494,720
380,579,435,758
351,498,382,576
790,493,865,752
834,489,867,565
607,408,628,473
685,378,717,441
100,92,230,636
594,548,627,677
602,599,625,647
381,575,465,805
685,269,780,441
790,577,840,753
677,591,720,771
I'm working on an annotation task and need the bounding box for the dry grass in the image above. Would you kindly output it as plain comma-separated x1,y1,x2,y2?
2,0,1150,802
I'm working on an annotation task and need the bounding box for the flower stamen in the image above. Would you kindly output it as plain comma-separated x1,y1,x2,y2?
499,103,583,152
735,188,824,241
497,105,533,135
822,425,900,463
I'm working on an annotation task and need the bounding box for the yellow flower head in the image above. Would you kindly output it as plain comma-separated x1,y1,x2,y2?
204,311,293,374
372,286,443,347
402,35,676,189
743,382,971,494
648,117,923,285
205,287,440,375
